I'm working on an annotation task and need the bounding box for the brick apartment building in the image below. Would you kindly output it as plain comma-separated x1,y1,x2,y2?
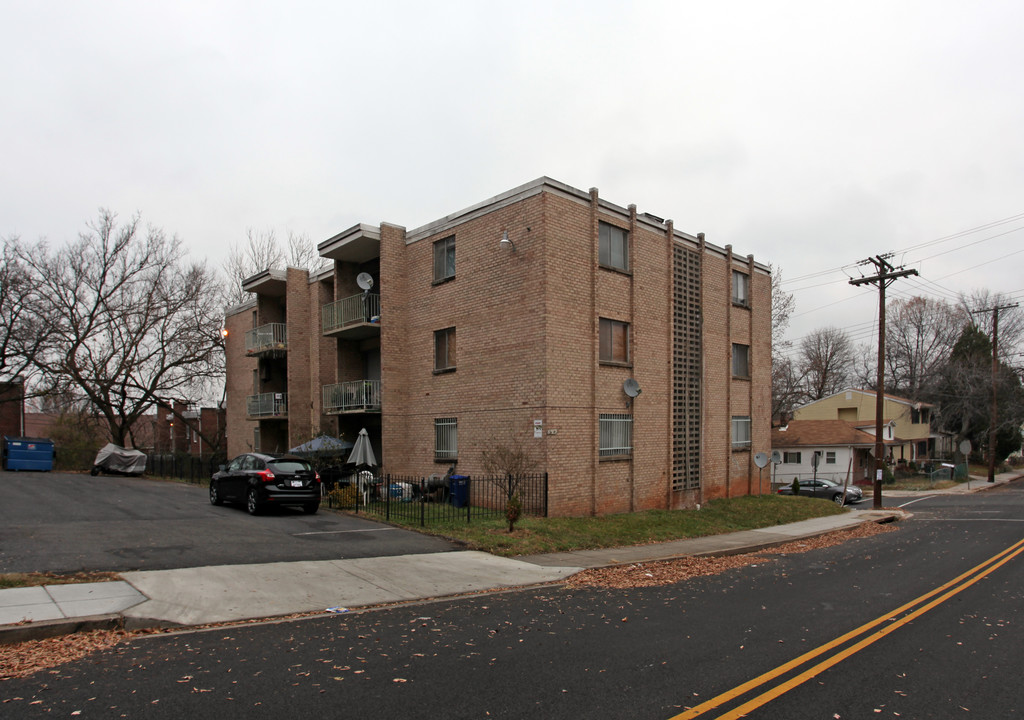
223,177,772,516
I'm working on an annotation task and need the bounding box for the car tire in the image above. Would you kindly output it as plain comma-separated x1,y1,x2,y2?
90,466,100,476
209,480,223,506
246,487,262,515
303,501,320,515
832,493,845,506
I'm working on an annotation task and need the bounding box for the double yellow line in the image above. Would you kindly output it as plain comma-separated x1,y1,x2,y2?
669,536,1024,719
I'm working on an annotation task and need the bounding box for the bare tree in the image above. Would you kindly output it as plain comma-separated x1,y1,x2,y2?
884,296,964,400
15,210,225,447
221,228,327,307
929,324,1024,462
221,228,286,306
481,435,539,532
286,231,324,272
798,326,856,400
959,289,1024,361
0,238,50,388
769,267,797,420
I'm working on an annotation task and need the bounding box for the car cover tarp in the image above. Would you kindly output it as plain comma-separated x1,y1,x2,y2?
93,443,147,475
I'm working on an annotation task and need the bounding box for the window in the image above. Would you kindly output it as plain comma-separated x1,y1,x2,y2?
732,270,749,306
252,429,261,452
433,235,455,283
599,413,633,457
434,327,456,372
731,416,751,449
599,318,630,364
826,451,836,465
434,417,457,460
599,221,629,272
732,343,750,378
783,451,801,464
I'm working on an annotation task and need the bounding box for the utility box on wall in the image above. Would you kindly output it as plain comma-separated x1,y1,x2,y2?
2,436,54,471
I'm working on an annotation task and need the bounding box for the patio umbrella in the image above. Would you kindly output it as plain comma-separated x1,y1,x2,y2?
346,428,377,468
289,435,354,456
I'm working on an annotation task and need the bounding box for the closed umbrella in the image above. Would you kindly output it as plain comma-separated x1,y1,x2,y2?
346,428,377,468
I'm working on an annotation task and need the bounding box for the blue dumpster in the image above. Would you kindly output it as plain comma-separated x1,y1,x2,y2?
3,437,54,471
449,475,469,508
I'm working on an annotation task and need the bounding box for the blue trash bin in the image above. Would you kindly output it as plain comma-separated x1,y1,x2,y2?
3,437,54,471
449,475,469,508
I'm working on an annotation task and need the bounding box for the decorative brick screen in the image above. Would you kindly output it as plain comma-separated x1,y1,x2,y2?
672,244,702,491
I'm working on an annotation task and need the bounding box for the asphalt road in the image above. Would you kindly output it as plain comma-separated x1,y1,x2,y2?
0,470,456,573
3,483,1022,718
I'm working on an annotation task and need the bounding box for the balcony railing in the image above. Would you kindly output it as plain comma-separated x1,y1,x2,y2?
245,323,288,355
323,293,381,335
323,380,381,413
247,392,288,418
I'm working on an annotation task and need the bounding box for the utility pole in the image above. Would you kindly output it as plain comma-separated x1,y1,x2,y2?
971,303,1019,482
849,255,918,509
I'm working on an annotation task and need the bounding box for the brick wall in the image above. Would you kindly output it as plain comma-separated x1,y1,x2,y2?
0,381,24,438
224,304,257,457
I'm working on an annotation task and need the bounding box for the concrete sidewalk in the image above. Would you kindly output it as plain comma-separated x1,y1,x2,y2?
1,471,1017,644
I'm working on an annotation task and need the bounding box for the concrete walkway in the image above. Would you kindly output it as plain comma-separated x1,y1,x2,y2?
1,472,1018,644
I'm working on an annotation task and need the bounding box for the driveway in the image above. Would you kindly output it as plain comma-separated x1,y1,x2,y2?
0,470,458,573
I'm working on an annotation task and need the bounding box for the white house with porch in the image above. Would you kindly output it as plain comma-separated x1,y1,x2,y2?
771,419,897,487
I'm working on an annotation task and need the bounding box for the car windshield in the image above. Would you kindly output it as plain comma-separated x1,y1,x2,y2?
268,460,312,473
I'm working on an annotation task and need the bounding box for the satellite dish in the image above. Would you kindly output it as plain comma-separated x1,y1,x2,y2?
754,452,769,469
623,378,641,398
356,272,374,291
771,450,782,465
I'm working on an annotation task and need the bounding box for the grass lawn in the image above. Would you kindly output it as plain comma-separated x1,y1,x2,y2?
0,571,121,590
359,494,847,557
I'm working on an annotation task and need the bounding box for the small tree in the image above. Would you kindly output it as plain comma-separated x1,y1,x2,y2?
481,435,538,533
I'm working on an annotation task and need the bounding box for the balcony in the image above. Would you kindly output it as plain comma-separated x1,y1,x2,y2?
322,294,380,339
323,380,380,414
245,323,288,356
247,392,288,418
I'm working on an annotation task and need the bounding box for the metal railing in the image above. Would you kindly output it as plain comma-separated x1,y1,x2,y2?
247,392,288,418
322,472,549,526
146,453,227,484
245,323,288,354
323,293,381,334
322,380,381,413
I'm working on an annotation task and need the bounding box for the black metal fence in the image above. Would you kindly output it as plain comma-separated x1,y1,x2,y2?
323,472,548,526
146,453,226,484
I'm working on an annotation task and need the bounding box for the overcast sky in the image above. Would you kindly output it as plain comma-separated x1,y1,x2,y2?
3,1,1023,355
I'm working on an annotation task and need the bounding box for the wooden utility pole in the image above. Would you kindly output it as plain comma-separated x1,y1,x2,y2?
971,303,1019,482
849,255,918,509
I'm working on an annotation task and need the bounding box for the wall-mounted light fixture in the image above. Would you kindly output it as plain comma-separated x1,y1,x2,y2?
499,230,516,252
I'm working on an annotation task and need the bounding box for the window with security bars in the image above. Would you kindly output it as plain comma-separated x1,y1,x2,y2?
599,413,633,457
433,235,455,282
732,416,751,449
434,417,457,460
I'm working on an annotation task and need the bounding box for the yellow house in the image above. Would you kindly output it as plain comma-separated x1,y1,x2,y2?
792,389,936,462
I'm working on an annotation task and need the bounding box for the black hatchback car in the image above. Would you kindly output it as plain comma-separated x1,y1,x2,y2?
210,453,321,515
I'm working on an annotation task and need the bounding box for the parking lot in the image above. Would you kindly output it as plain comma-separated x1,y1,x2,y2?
0,470,457,573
